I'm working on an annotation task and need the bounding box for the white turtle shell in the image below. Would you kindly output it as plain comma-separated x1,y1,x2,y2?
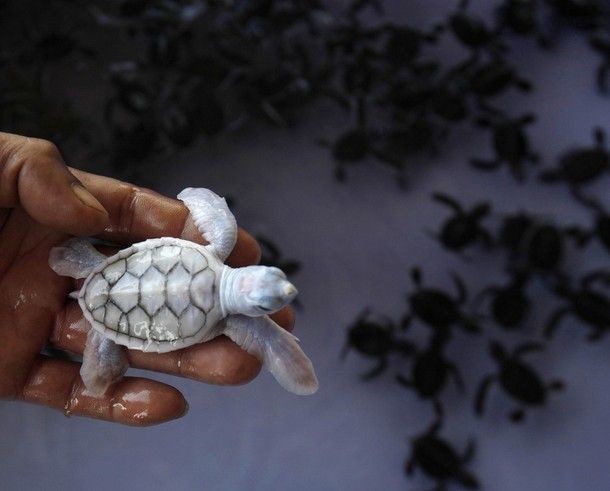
79,237,226,353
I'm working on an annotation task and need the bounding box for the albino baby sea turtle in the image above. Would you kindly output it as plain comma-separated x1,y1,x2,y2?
49,188,318,396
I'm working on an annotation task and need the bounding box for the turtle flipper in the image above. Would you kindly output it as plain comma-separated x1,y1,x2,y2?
223,314,318,395
49,238,106,279
177,188,238,262
81,329,129,396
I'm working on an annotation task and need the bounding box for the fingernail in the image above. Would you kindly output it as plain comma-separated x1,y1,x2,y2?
72,182,107,214
181,400,190,417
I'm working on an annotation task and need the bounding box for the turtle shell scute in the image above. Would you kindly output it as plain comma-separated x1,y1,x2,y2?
84,243,217,347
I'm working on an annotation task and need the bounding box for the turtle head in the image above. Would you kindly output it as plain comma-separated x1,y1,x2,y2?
223,265,298,316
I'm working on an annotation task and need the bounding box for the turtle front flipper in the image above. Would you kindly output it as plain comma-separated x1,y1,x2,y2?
223,314,318,395
49,238,106,279
177,188,237,262
81,329,129,396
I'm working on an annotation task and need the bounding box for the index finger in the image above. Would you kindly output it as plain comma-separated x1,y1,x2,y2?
70,169,261,267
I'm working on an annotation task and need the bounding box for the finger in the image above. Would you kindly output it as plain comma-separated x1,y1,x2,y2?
0,133,109,235
52,303,296,385
133,306,295,385
71,169,261,267
133,336,264,386
269,306,295,332
20,356,188,426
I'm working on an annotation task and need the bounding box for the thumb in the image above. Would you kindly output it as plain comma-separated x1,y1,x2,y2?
0,133,110,236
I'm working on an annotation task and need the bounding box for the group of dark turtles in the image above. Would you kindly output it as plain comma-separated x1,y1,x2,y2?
343,126,610,488
344,137,610,488
1,0,609,186
325,0,610,189
341,1,610,489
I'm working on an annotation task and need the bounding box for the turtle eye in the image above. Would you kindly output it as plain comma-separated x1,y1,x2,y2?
256,295,275,310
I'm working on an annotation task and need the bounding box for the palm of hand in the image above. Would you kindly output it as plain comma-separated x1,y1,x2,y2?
0,207,68,399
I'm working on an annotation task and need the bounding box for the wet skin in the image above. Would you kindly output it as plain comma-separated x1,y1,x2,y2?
0,132,295,426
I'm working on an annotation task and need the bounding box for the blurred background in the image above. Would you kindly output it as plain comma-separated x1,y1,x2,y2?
2,0,610,489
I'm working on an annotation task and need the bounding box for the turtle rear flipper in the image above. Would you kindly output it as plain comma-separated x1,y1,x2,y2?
81,329,129,396
223,315,318,395
49,238,106,279
177,188,237,262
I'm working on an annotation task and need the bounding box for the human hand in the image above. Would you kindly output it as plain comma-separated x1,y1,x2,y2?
0,132,295,425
